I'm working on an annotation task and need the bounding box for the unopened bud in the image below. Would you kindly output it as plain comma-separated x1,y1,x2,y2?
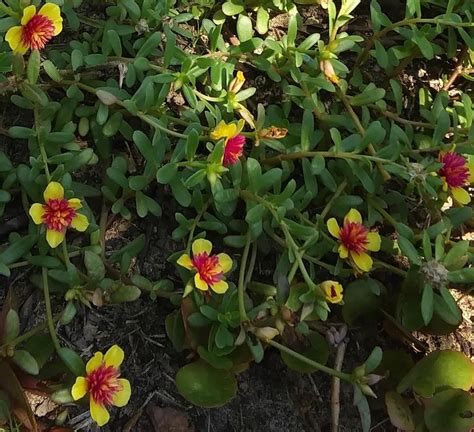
366,374,385,386
320,59,339,84
254,326,280,341
228,71,246,93
359,384,377,398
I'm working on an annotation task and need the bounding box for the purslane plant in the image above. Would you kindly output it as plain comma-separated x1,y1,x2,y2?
0,0,473,430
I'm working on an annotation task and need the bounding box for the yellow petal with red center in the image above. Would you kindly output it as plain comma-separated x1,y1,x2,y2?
46,229,65,248
451,187,471,205
211,280,229,294
90,399,110,427
321,280,343,304
177,254,193,270
71,213,89,232
366,232,381,252
5,26,23,52
21,5,37,25
104,345,124,368
86,352,103,374
68,198,82,209
350,251,373,273
338,244,348,259
44,182,64,202
327,218,340,239
194,273,208,291
192,238,212,256
29,203,45,225
344,208,362,224
39,3,63,35
71,376,88,400
112,379,131,407
217,253,233,273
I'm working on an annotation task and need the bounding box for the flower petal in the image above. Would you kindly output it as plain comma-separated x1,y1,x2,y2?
71,213,89,232
71,376,88,400
327,218,340,239
44,182,64,202
68,198,82,209
350,251,373,273
5,26,23,52
86,352,103,374
451,187,471,205
177,254,193,270
366,232,381,252
90,399,110,427
21,5,36,25
344,208,362,224
104,345,124,368
112,379,131,407
29,203,45,225
217,253,233,273
338,244,348,259
39,3,63,36
192,239,212,256
46,229,65,248
194,273,208,291
468,161,474,183
211,280,229,294
52,19,63,36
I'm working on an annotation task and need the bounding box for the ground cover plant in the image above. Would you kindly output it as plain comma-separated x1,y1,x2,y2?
0,0,473,430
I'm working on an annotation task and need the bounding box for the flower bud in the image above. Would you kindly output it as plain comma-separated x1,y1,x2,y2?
254,326,280,341
320,59,339,84
366,374,385,386
320,280,344,304
359,384,377,398
228,71,246,93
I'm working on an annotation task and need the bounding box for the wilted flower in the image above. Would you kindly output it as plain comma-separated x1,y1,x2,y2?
177,239,233,294
6,4,63,55
210,120,246,167
327,209,381,274
320,59,339,84
228,71,246,93
29,182,89,248
320,280,343,304
71,345,131,427
258,126,288,140
438,151,474,205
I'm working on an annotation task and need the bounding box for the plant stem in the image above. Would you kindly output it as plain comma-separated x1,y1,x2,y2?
238,232,252,323
34,107,51,181
0,2,18,18
42,267,61,352
321,180,347,220
265,339,353,382
62,241,71,267
374,260,407,277
8,251,81,270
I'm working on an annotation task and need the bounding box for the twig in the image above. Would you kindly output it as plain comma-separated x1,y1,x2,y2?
331,340,347,432
443,45,469,91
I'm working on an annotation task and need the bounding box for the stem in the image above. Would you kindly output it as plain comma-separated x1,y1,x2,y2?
374,260,407,277
238,232,252,323
368,198,398,227
8,251,81,270
62,241,71,267
336,89,391,181
42,267,61,352
34,107,51,181
331,340,347,432
0,2,19,18
186,201,210,254
266,339,353,382
321,181,347,220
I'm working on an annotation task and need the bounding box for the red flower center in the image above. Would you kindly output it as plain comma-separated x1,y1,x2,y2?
22,14,55,50
339,222,369,254
42,199,76,232
330,285,337,298
87,365,122,406
192,253,224,285
439,152,469,188
223,134,245,167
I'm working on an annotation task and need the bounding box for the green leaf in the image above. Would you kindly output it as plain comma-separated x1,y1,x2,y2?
353,386,371,432
385,392,415,432
58,347,86,377
448,268,474,284
222,0,244,16
12,350,39,375
27,50,40,84
236,14,253,42
0,235,37,265
255,7,269,34
397,235,421,265
421,283,434,326
197,346,233,370
424,389,474,432
280,332,329,373
176,361,237,407
84,251,105,281
365,346,383,373
342,279,382,324
3,309,20,343
156,163,178,184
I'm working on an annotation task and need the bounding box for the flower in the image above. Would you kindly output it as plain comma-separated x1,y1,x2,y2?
438,151,474,205
320,59,339,84
327,209,381,274
321,280,343,304
210,120,246,167
228,71,246,93
29,182,89,248
258,126,288,140
71,345,131,427
177,239,233,294
5,4,63,55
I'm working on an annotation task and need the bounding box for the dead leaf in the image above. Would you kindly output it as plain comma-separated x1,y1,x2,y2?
147,406,194,432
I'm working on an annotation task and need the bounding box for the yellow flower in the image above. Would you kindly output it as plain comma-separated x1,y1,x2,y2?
177,239,233,294
228,71,246,93
210,119,245,142
71,345,131,427
321,280,343,304
320,59,339,84
438,151,474,205
327,209,381,274
29,182,89,248
6,3,63,55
